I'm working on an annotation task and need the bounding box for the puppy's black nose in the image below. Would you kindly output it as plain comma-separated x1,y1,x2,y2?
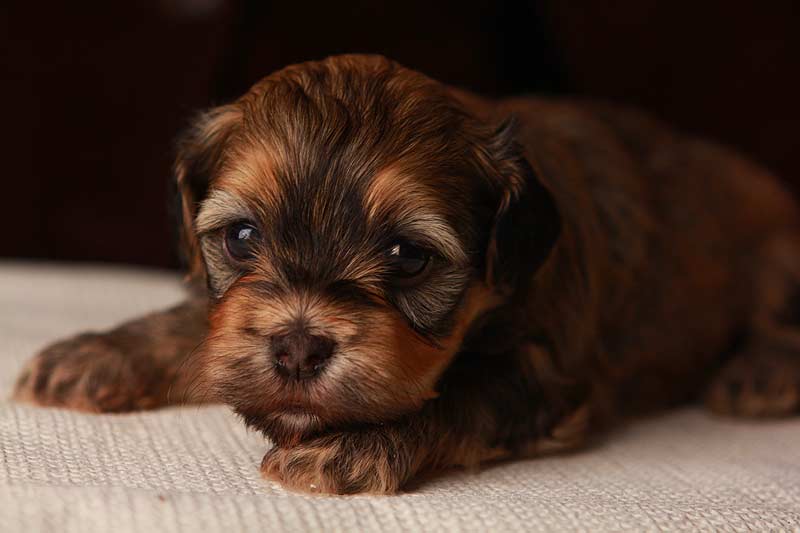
270,331,335,379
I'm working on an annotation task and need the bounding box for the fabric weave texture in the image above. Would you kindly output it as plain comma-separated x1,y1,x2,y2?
1,263,799,532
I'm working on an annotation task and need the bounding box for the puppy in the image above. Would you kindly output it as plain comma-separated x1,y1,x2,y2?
14,54,800,494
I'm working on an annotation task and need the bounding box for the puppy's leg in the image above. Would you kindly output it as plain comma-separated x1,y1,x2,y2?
261,344,589,494
13,296,209,412
706,235,800,417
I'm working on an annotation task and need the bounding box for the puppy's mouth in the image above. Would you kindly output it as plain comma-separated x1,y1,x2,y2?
271,404,320,421
273,397,318,415
264,375,338,421
239,400,327,446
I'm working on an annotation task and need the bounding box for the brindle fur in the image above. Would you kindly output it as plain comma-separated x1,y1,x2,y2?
14,55,800,494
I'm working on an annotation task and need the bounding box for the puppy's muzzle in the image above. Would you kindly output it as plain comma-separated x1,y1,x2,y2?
270,330,336,380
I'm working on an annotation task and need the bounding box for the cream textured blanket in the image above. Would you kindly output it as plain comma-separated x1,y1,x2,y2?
1,263,799,532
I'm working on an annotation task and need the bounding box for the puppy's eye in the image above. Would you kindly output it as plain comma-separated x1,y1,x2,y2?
224,222,259,261
386,241,431,280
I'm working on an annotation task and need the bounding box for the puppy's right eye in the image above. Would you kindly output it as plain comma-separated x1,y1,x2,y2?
386,240,432,282
224,222,259,261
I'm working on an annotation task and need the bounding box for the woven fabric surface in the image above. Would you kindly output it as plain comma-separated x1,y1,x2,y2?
1,262,799,532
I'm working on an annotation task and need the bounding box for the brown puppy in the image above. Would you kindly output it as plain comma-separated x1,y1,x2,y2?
14,55,800,494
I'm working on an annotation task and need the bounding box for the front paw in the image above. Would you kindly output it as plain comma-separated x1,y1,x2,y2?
261,428,414,494
13,333,157,412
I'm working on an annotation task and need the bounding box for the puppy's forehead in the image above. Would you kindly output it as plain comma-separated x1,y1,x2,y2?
217,139,448,216
222,56,478,214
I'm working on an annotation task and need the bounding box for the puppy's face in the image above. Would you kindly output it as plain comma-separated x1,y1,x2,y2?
176,56,558,445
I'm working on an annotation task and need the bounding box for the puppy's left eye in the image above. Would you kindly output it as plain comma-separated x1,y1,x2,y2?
386,241,431,280
224,222,259,261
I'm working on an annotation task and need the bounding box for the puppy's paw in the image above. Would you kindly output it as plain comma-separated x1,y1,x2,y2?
261,428,413,494
705,350,800,417
13,333,158,412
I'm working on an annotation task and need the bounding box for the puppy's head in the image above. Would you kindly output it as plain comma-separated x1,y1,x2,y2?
176,55,560,444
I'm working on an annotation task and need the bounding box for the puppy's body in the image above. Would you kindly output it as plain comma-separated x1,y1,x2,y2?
15,55,800,493
493,97,800,415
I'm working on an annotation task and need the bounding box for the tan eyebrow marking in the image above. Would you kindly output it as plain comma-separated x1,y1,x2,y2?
365,167,467,265
195,135,294,236
195,189,255,234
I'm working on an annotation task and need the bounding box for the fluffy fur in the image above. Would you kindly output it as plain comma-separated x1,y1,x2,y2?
15,55,800,494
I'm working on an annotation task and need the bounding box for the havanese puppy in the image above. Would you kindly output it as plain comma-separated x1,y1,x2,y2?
14,54,800,494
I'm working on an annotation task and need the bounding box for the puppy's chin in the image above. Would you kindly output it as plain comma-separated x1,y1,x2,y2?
221,374,430,446
237,408,325,446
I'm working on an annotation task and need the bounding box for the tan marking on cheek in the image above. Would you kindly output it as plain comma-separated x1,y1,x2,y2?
301,285,501,424
389,321,451,393
205,282,292,364
201,325,291,416
390,283,503,391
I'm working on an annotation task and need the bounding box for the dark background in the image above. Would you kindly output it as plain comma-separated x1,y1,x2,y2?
3,1,799,269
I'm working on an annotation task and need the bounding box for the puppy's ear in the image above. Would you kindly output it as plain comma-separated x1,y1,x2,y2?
482,117,561,289
174,105,241,279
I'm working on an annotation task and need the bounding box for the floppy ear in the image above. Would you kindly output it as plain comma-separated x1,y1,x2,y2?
173,105,241,279
483,118,561,289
